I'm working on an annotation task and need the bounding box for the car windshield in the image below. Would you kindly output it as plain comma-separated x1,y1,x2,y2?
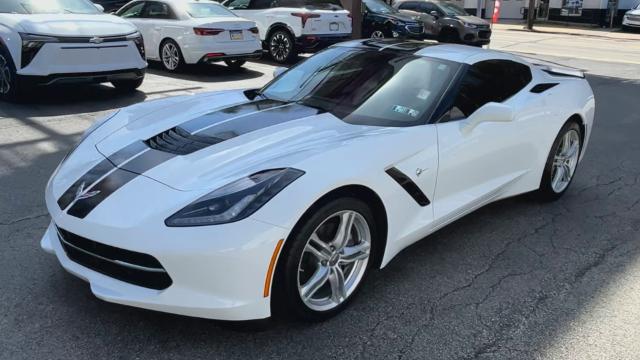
0,0,100,14
186,2,237,17
438,2,468,16
363,0,398,14
260,47,461,127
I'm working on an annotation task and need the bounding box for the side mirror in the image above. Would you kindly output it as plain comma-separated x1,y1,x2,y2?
462,102,514,135
95,3,105,12
273,66,287,78
430,10,439,18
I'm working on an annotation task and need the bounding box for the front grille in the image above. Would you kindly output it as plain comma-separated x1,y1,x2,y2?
57,227,172,290
478,30,491,39
629,15,640,21
477,24,491,30
406,25,424,34
146,126,224,155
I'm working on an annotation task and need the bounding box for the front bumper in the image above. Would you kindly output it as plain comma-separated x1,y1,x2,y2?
18,68,145,87
296,33,352,52
622,17,640,28
43,174,289,321
460,28,491,45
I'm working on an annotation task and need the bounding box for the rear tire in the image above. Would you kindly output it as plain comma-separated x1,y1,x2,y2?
268,29,297,64
0,46,21,102
111,77,144,92
160,40,184,72
534,120,583,201
272,197,377,322
224,59,246,70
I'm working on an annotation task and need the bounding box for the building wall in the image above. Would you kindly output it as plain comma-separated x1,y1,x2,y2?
548,0,638,24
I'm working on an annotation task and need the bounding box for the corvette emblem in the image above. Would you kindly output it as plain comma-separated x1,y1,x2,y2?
74,182,101,202
89,36,104,44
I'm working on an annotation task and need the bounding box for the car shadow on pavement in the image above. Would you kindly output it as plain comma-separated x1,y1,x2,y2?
146,61,266,83
0,84,148,118
1,74,639,359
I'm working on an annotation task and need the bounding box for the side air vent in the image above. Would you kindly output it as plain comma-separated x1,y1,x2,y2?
530,83,559,93
386,167,431,206
145,127,225,155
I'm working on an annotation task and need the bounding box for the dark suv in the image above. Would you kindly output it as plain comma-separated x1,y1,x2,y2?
394,0,491,46
362,0,424,39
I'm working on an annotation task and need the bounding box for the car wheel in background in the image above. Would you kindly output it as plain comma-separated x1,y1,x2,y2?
0,47,21,102
224,59,246,70
535,120,583,201
160,40,184,72
268,29,296,64
272,197,377,322
111,77,144,92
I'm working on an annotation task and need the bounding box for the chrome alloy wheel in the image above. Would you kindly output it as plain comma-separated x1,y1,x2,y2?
0,54,11,95
270,32,291,62
371,30,386,39
161,42,180,71
297,210,371,312
551,129,580,193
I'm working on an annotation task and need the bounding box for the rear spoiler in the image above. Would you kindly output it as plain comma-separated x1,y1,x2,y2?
520,55,586,79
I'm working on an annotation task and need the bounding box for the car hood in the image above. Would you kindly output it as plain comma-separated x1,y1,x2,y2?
80,91,378,192
627,9,640,15
453,15,489,25
10,14,136,36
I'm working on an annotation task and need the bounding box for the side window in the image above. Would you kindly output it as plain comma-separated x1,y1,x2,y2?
446,60,532,121
143,1,175,19
420,2,441,15
117,1,145,18
250,0,274,9
226,0,250,9
398,2,419,10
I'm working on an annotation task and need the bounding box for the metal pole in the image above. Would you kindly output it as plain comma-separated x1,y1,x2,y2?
342,0,363,39
526,0,536,29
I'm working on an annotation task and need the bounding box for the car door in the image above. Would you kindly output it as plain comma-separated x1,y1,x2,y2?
417,2,440,35
432,60,534,228
140,1,180,60
117,1,151,55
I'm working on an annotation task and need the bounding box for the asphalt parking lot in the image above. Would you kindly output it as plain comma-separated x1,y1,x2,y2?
2,31,640,359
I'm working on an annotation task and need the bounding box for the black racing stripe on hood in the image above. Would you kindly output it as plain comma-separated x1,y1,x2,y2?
67,149,177,219
56,142,148,210
60,98,320,218
179,99,287,134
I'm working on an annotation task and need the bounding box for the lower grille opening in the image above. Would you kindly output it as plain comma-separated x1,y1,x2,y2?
57,227,172,290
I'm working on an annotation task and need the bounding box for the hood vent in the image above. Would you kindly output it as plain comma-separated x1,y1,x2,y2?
145,127,231,155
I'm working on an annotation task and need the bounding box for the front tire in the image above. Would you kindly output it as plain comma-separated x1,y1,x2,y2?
268,30,296,64
160,40,184,72
0,47,21,102
111,77,144,92
535,120,583,201
272,198,377,322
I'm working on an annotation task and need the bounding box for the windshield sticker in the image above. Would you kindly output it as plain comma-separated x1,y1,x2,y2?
392,105,420,118
417,89,431,100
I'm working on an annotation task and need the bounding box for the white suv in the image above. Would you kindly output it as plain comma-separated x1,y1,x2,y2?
221,0,352,63
0,0,147,101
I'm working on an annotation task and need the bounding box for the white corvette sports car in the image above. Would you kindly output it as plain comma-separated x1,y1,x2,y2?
41,40,595,322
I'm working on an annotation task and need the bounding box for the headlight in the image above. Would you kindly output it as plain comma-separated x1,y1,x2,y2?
463,22,478,28
126,31,145,60
389,19,399,25
165,168,304,227
20,33,59,68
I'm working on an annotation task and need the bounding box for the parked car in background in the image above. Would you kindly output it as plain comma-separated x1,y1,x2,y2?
0,0,147,101
362,0,424,39
116,0,261,71
92,0,130,12
394,0,491,45
622,3,640,32
221,0,352,63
